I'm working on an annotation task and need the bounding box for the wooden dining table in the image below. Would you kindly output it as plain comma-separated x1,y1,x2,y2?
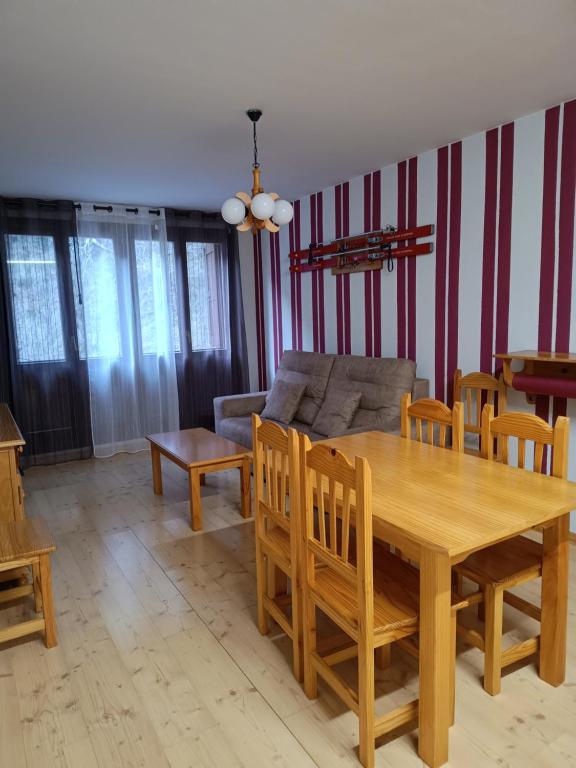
319,431,576,768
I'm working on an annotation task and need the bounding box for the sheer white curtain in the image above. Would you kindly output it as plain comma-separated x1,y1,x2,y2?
74,204,179,456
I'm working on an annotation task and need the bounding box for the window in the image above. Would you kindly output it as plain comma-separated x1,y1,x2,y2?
186,242,228,351
5,234,66,363
135,240,180,353
71,237,121,359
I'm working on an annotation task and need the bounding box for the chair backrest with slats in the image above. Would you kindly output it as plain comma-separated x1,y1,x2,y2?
480,404,569,478
400,393,464,452
252,414,299,559
299,433,373,628
454,368,507,435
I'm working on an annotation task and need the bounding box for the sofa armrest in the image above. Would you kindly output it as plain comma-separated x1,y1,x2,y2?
213,391,269,431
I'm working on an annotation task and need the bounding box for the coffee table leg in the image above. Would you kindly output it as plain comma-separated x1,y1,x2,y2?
151,445,163,495
240,456,251,519
200,473,206,486
189,468,202,531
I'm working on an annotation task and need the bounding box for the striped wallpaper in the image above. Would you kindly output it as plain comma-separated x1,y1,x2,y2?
247,98,576,527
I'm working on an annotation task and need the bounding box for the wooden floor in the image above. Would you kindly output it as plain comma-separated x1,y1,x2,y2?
0,451,575,767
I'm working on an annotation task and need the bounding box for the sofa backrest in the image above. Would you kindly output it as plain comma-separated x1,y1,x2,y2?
326,355,417,431
275,350,335,425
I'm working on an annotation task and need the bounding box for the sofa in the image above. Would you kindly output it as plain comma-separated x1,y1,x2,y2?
214,350,429,449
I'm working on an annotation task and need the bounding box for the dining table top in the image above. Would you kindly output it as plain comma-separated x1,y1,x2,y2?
319,431,576,561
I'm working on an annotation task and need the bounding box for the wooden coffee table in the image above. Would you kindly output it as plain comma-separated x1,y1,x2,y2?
146,428,252,531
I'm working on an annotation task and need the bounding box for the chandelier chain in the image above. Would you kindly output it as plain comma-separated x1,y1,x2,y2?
253,121,259,168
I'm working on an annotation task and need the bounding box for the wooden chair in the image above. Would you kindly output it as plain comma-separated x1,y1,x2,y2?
401,393,464,452
0,518,57,648
454,404,569,695
299,434,423,767
252,413,302,681
453,369,507,455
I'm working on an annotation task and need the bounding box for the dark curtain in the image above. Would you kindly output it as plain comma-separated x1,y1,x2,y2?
166,209,249,429
0,198,92,466
0,255,12,407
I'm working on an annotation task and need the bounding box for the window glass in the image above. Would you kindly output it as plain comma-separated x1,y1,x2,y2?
135,240,180,354
186,242,228,351
71,237,121,358
5,234,66,363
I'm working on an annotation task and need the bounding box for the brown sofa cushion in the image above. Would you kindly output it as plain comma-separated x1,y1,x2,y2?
261,379,306,424
275,350,335,425
327,356,416,432
312,388,362,436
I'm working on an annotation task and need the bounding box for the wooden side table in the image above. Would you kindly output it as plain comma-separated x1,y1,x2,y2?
146,428,252,531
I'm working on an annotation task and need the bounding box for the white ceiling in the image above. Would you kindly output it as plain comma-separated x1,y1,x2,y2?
1,0,575,210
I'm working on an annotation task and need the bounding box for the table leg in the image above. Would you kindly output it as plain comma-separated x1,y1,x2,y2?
240,456,252,519
540,513,569,686
200,473,206,486
39,554,57,649
151,445,163,495
419,549,451,768
189,468,202,531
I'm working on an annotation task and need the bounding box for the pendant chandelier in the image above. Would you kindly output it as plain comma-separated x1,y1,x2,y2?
221,109,293,234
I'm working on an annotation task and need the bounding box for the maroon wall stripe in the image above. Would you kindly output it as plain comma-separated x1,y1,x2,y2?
494,123,514,376
407,157,418,361
317,191,325,353
372,170,382,357
253,231,267,390
396,161,407,357
275,231,283,365
434,146,449,401
480,128,499,373
446,142,462,404
555,100,576,353
552,101,576,429
289,215,297,350
336,274,343,354
343,182,351,354
364,174,373,356
310,194,319,352
294,199,302,350
538,106,560,353
335,184,344,354
269,231,279,370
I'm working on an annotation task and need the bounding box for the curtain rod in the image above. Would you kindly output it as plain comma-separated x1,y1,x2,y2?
74,203,161,216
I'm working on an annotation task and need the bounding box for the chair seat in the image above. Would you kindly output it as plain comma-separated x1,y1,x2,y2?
0,519,56,565
312,550,420,636
455,535,542,586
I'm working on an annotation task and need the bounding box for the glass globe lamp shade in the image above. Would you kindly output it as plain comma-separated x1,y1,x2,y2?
221,197,246,225
272,199,294,226
250,192,275,221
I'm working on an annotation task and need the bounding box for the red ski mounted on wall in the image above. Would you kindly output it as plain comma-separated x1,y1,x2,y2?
288,224,434,274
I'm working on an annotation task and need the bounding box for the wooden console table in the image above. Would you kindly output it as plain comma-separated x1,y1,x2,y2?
495,350,576,399
0,403,25,523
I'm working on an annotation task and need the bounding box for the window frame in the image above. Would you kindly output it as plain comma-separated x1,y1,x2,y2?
2,220,81,368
